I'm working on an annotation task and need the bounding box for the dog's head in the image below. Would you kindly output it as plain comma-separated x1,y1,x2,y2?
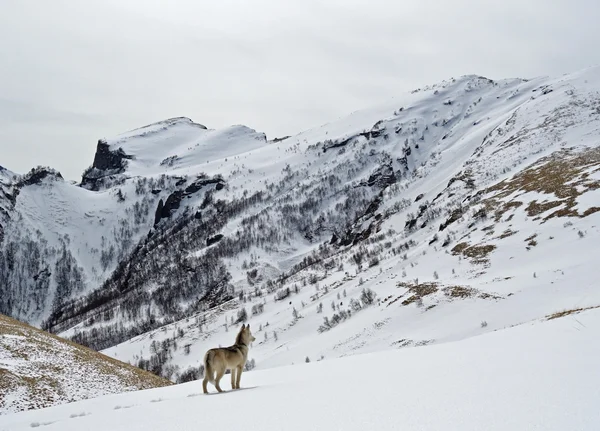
240,323,256,345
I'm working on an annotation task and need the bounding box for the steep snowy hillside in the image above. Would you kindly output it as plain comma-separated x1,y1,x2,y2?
0,166,16,242
3,307,600,430
0,314,171,415
1,67,600,386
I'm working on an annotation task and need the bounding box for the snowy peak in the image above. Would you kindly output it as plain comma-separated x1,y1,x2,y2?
82,118,266,189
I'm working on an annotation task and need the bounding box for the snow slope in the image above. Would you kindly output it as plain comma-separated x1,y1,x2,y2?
2,66,600,408
96,67,600,379
0,314,171,415
3,307,600,430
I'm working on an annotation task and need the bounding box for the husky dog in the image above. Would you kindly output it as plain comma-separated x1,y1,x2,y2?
202,323,256,394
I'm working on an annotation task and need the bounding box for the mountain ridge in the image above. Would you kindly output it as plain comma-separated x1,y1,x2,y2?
1,67,599,385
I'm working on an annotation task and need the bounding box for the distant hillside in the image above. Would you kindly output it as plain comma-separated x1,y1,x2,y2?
1,67,600,386
0,314,172,415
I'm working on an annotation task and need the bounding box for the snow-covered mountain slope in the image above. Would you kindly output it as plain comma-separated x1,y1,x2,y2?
1,67,600,387
3,307,600,430
0,314,171,415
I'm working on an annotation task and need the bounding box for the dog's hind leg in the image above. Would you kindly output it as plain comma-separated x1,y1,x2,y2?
215,369,225,393
235,365,243,389
231,368,237,390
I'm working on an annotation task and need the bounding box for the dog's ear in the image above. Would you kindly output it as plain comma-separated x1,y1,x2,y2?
241,323,246,330
247,324,250,330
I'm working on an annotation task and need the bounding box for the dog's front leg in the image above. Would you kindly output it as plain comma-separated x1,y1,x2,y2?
235,365,243,389
231,368,237,390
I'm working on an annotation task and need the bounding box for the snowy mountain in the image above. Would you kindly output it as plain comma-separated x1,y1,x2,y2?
0,313,171,415
1,67,600,389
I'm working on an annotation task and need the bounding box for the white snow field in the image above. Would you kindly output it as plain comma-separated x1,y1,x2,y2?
2,65,600,422
2,308,600,431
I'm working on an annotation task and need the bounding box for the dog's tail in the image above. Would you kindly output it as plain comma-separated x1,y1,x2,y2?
203,350,215,383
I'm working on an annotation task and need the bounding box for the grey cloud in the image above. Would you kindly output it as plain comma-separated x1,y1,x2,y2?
1,0,598,180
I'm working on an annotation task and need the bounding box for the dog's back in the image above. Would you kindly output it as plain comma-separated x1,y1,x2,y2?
203,346,245,381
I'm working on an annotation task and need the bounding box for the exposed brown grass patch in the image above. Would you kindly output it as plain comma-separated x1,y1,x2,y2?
481,148,600,222
397,281,439,305
0,313,172,413
452,242,496,264
546,305,600,320
497,229,517,239
525,234,538,247
443,285,478,298
451,242,469,254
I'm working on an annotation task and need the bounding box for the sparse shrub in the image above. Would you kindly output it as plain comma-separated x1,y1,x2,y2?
350,298,362,311
177,365,205,383
235,308,248,323
251,303,264,315
274,287,291,301
481,321,488,328
305,356,310,363
368,256,380,267
244,358,256,371
433,271,439,280
360,288,376,306
578,230,585,238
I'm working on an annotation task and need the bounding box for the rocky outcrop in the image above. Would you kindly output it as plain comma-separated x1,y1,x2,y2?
80,140,133,190
323,121,388,153
206,234,224,246
366,164,396,188
92,140,133,171
19,167,63,187
154,176,226,226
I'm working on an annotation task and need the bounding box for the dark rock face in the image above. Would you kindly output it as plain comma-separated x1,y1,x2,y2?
92,140,133,171
366,164,396,188
154,191,184,225
206,234,224,247
19,167,63,187
81,140,133,190
270,135,290,143
323,121,387,153
184,178,225,195
153,176,226,226
154,199,165,225
439,207,464,232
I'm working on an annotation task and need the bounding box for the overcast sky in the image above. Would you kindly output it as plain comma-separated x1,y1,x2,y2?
1,0,598,180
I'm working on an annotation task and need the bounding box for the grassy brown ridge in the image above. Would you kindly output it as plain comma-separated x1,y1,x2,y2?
0,314,172,414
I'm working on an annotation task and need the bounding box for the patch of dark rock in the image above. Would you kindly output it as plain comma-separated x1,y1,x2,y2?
207,234,224,247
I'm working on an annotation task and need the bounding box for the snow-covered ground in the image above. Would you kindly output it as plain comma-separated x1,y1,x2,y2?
3,306,600,430
2,66,600,421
